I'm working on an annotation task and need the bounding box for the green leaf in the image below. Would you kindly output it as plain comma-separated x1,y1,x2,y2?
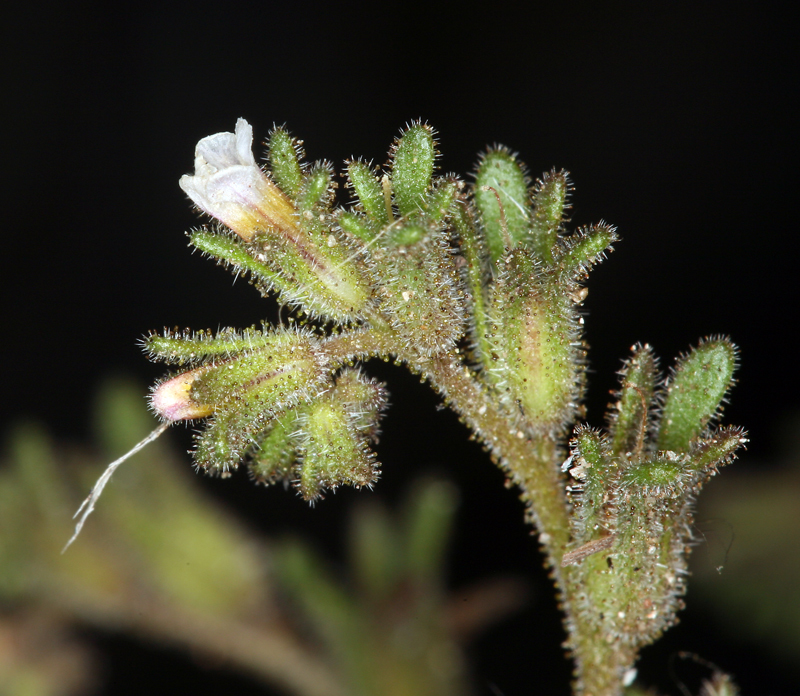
349,501,399,600
403,478,458,581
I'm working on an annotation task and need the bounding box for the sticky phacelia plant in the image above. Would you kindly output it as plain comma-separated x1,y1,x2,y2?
70,119,746,696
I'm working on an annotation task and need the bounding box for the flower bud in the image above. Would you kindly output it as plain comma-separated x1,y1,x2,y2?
150,367,215,421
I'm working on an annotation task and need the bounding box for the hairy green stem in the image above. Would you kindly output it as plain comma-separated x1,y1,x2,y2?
325,328,622,689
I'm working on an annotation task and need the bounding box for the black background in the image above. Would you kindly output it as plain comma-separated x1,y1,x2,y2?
3,1,797,694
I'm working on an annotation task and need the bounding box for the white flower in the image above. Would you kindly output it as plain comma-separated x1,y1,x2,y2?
180,118,296,242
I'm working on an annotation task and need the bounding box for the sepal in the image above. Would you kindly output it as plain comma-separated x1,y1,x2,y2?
553,222,618,282
607,343,659,459
656,337,738,453
336,209,378,243
688,425,748,472
452,200,493,366
144,325,278,366
530,169,571,263
296,161,336,231
266,125,305,198
473,147,531,263
389,122,437,217
346,159,390,226
567,425,613,542
249,415,300,485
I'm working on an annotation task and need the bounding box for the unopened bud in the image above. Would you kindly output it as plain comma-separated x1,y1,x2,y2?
150,368,214,421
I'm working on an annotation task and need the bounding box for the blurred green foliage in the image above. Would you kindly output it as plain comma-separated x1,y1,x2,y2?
0,379,521,696
691,415,800,666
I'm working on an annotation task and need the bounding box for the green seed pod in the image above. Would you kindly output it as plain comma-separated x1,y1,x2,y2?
390,123,436,217
380,233,466,356
267,126,305,198
608,343,659,460
657,338,738,453
492,250,582,433
295,371,387,501
473,148,531,263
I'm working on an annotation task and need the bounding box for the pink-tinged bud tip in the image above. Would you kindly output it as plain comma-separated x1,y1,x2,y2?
151,370,214,421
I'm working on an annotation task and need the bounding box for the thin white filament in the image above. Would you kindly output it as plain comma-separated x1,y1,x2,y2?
62,422,170,553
